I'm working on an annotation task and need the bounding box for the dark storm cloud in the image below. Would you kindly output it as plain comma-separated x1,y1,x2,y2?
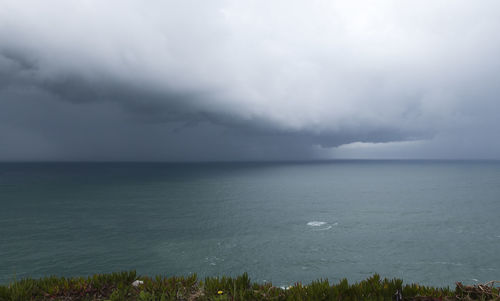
1,0,500,160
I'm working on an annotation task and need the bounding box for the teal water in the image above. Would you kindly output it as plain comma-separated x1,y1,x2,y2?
1,161,499,286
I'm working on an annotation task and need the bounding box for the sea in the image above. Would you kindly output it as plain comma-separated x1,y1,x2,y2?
1,160,499,287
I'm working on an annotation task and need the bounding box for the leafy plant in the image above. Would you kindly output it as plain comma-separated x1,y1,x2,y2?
0,271,496,300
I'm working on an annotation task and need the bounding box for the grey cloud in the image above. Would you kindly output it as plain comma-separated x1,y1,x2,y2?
1,0,500,160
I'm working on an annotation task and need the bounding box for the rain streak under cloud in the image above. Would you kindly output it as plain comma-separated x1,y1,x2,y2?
1,0,500,161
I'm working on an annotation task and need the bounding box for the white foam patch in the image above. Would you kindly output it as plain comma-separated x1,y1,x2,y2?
307,221,339,231
307,221,326,227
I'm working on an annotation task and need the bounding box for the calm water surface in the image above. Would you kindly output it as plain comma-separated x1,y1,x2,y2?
1,161,499,286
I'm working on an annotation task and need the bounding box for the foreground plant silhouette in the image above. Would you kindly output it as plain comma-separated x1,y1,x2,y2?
0,271,498,300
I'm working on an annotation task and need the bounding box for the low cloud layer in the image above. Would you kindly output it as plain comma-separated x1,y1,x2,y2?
1,0,500,160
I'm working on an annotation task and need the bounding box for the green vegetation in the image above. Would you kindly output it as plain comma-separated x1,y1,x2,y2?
0,271,498,301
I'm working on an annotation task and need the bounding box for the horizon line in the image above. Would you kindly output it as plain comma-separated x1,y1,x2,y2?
1,158,499,164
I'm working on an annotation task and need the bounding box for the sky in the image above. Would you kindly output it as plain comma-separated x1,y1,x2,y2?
1,0,500,161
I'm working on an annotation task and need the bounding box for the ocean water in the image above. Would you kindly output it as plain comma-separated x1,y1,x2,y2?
1,160,499,287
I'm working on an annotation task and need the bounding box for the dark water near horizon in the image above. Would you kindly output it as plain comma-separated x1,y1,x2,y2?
1,160,499,287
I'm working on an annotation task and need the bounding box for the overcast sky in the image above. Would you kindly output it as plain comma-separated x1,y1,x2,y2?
1,0,500,161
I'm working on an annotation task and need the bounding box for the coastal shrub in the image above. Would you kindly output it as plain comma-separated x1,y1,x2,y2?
202,272,252,299
0,271,497,300
138,274,198,300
